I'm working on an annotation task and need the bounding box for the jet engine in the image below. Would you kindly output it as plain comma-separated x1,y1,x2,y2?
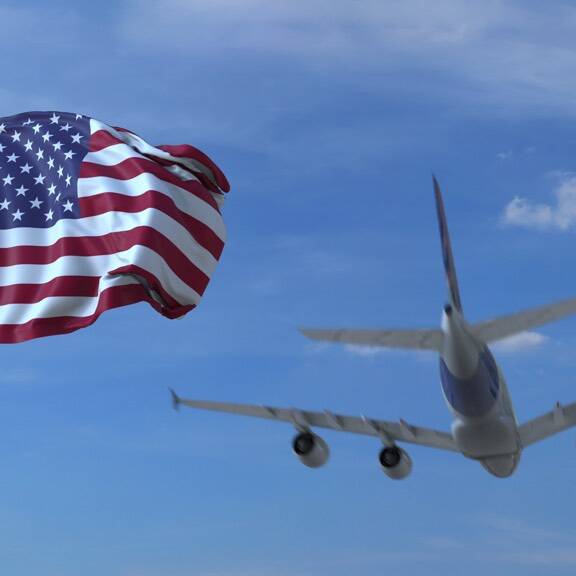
292,431,330,468
379,446,412,479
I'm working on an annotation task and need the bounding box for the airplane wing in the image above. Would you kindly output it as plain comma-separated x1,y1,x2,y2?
298,328,444,351
471,298,576,343
518,401,576,447
170,390,457,452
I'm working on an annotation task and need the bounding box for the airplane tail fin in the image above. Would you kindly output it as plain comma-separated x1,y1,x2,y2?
433,176,463,313
300,179,576,351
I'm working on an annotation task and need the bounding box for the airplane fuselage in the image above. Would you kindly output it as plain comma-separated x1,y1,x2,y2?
439,305,522,477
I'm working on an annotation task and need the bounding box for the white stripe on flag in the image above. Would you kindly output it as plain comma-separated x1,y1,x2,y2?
0,274,137,324
89,119,220,189
0,209,218,276
78,173,226,240
0,246,202,303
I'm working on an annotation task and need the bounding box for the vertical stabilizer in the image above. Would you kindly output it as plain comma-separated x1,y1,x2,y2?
433,176,463,313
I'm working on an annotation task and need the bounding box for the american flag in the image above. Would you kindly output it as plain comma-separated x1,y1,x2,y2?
0,111,230,343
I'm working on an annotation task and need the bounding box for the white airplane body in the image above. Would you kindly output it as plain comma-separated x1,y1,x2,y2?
172,179,576,479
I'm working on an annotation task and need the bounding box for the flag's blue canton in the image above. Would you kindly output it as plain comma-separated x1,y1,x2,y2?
0,111,90,229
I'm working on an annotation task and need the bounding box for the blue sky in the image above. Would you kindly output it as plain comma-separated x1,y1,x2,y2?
2,0,576,574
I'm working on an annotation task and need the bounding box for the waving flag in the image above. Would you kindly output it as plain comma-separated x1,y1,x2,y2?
0,111,230,343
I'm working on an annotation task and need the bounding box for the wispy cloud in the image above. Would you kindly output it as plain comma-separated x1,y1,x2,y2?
344,344,388,357
421,536,463,550
492,331,548,353
242,234,354,297
499,549,576,566
481,514,574,542
0,5,79,48
0,368,38,384
479,514,576,567
121,0,515,60
307,342,435,363
120,1,576,117
413,515,576,568
502,175,576,230
303,341,387,359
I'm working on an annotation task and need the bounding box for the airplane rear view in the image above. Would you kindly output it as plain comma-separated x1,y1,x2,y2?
171,178,576,479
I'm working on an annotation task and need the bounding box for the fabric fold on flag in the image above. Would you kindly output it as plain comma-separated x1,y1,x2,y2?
0,111,230,343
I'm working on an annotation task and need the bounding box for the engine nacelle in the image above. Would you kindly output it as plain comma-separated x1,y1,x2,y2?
379,446,412,479
292,432,330,468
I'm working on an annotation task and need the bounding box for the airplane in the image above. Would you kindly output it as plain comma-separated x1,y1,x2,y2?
170,177,576,479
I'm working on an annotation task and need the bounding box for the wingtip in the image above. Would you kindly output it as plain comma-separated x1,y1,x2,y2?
299,327,321,341
169,388,181,411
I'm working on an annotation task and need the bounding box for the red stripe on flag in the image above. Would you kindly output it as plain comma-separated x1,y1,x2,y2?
0,227,210,295
0,283,194,344
0,266,191,313
0,276,100,305
79,191,224,259
90,130,124,152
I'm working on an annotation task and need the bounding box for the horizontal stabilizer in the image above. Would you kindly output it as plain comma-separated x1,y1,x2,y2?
299,328,443,351
518,401,576,447
471,298,576,343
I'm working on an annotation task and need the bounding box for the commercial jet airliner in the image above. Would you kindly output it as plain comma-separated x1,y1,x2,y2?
171,178,576,479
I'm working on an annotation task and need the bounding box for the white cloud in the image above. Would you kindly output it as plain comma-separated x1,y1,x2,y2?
502,176,576,230
502,197,554,229
491,331,548,353
305,341,435,361
303,341,387,358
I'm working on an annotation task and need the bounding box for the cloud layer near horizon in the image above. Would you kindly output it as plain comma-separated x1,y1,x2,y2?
121,0,576,117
